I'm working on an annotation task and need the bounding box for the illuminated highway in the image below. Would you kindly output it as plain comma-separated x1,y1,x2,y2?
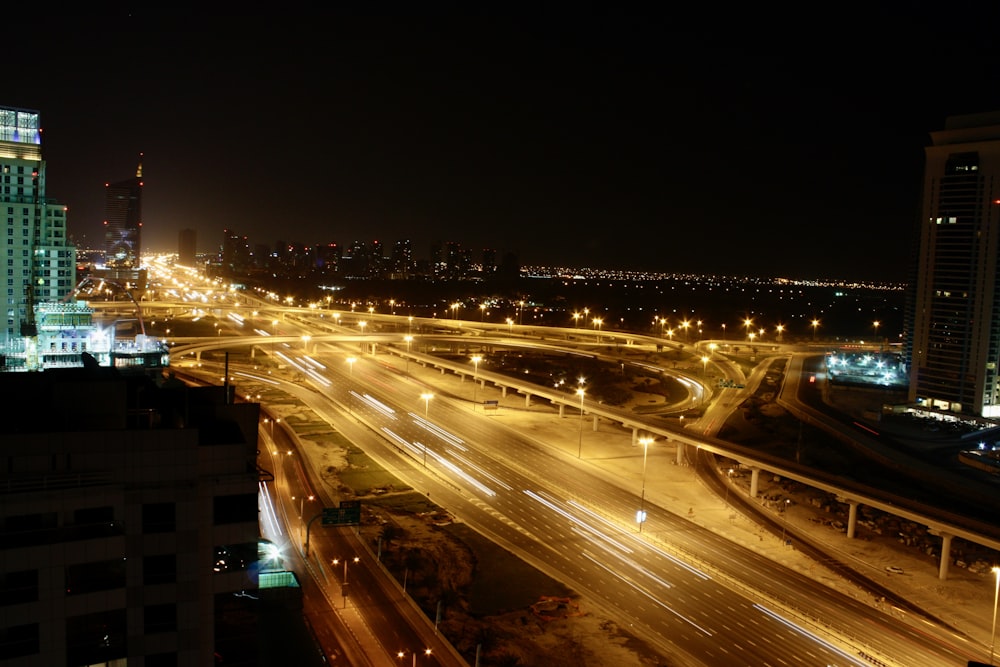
133,259,988,665
184,328,978,666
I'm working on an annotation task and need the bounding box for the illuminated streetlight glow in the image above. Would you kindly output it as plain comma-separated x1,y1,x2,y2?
470,355,483,409
637,436,653,532
811,319,820,341
576,385,586,458
991,565,1000,665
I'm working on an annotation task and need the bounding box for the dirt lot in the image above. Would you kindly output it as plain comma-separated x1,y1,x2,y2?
358,494,676,667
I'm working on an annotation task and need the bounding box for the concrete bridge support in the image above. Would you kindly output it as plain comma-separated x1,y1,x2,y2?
931,530,954,581
749,467,760,499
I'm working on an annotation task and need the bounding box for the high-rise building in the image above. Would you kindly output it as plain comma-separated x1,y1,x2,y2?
103,154,144,269
0,106,76,352
907,111,1000,418
0,368,263,665
178,228,197,266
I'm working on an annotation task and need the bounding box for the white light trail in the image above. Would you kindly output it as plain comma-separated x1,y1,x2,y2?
235,371,281,386
582,552,712,635
446,450,512,491
258,481,283,538
410,413,468,450
568,499,709,579
754,604,870,665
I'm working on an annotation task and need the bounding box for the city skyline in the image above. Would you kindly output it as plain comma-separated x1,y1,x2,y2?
6,11,1000,282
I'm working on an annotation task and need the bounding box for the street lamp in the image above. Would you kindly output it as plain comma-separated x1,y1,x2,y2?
573,311,581,328
700,355,709,377
780,498,791,544
744,317,753,341
470,355,482,409
297,494,314,518
990,565,1000,665
637,437,653,532
506,317,514,334
873,320,881,351
775,324,784,342
451,302,460,320
346,357,356,375
593,317,603,342
721,322,726,341
811,318,820,341
421,392,433,417
576,386,586,458
480,303,487,321
301,334,311,352
397,649,432,666
404,335,413,372
332,555,360,607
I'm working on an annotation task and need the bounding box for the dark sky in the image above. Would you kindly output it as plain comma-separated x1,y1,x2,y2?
7,10,1000,281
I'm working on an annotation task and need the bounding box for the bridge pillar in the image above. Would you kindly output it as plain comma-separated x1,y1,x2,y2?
195,351,202,362
591,414,598,431
837,497,859,539
631,427,639,445
749,467,760,498
524,393,532,408
675,443,684,465
501,386,507,398
930,530,953,581
559,403,566,418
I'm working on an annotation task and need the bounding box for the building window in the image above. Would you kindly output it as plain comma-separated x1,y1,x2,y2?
66,609,126,666
0,570,38,606
65,559,126,595
144,603,177,634
0,623,39,660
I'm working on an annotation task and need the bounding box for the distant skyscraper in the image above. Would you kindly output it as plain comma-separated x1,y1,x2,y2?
178,227,197,266
908,111,1000,418
103,154,143,268
0,105,75,350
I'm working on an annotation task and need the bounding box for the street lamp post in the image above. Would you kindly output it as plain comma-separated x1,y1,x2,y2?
811,318,820,341
990,565,1000,665
576,386,586,458
701,355,709,377
397,649,432,666
404,335,413,372
332,556,359,608
780,498,791,544
421,392,433,418
638,437,653,532
470,355,482,410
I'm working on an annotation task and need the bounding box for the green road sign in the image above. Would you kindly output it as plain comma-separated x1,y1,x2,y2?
321,501,361,526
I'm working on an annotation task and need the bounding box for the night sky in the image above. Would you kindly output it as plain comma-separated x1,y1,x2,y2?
7,10,999,281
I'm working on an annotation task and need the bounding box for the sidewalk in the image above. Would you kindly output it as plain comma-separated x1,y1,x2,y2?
378,350,1000,657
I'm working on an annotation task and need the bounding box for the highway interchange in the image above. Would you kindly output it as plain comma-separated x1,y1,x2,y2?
123,262,995,666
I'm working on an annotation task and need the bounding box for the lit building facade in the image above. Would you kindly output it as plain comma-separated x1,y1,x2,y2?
0,106,76,350
908,111,1000,418
103,155,143,269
